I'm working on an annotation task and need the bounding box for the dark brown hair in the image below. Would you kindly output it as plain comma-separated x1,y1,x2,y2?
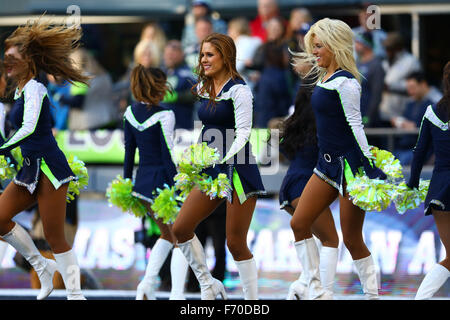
192,33,243,106
4,18,89,88
130,65,169,106
437,61,450,122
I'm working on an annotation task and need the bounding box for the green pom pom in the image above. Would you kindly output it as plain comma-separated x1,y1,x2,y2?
11,147,23,171
106,175,147,218
0,155,17,180
370,146,404,179
347,175,396,211
66,155,89,203
151,185,184,224
179,142,220,172
392,179,430,214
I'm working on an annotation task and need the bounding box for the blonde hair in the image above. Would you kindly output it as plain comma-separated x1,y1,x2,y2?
133,40,161,68
291,18,360,84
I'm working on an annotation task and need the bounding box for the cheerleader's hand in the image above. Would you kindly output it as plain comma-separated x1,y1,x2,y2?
365,163,387,180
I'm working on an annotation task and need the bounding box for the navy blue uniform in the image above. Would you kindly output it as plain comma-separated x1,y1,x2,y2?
123,103,177,203
408,104,450,215
310,70,377,195
0,79,76,194
279,144,318,210
197,78,266,204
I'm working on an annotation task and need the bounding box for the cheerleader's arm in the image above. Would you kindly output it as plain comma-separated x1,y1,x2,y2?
123,119,137,180
407,116,432,189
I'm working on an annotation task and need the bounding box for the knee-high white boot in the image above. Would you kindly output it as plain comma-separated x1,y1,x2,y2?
235,257,258,300
319,246,339,298
293,237,329,300
177,234,227,300
169,247,188,300
2,223,57,300
353,254,379,300
136,238,173,300
286,266,309,300
53,249,85,300
415,264,450,300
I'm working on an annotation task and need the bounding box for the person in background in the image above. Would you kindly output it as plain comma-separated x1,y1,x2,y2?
379,32,421,125
406,61,450,300
115,40,162,120
355,31,385,128
182,0,227,50
392,71,442,165
161,40,196,130
185,17,214,72
140,22,168,61
352,2,387,60
251,17,292,128
285,7,313,53
227,17,262,89
250,0,282,43
68,48,116,130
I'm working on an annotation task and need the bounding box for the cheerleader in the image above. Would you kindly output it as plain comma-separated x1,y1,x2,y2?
0,20,88,300
279,80,339,300
407,61,450,299
172,33,266,300
123,65,188,300
289,18,387,300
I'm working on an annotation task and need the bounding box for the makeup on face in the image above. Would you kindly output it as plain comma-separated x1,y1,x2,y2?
200,42,225,78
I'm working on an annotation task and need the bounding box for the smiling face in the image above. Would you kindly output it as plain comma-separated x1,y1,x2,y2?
200,41,226,78
311,35,335,69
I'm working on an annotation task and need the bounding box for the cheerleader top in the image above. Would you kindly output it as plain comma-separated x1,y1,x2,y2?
123,102,177,179
408,104,450,188
311,69,374,170
196,78,254,164
0,79,58,157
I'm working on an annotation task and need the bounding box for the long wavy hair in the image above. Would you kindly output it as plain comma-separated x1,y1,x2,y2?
279,77,317,160
291,18,360,84
4,18,89,89
437,61,450,122
192,33,243,107
130,65,169,107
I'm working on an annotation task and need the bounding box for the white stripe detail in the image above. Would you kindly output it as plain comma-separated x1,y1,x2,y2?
1,80,46,150
424,105,449,131
222,84,253,162
0,102,6,140
124,107,176,164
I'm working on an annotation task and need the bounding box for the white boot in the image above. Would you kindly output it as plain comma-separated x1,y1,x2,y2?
319,246,339,298
286,267,308,300
53,249,85,300
293,237,329,300
415,264,450,300
169,247,188,300
136,238,173,300
178,234,227,300
235,257,258,300
2,223,57,300
354,254,379,300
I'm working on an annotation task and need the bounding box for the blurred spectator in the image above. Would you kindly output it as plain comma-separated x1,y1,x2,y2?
227,17,262,88
114,40,162,118
355,31,385,127
379,32,422,125
161,40,197,129
352,3,387,59
285,7,313,53
185,16,214,72
46,75,71,132
140,22,167,59
250,0,282,43
182,0,227,50
250,17,292,128
392,71,442,165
